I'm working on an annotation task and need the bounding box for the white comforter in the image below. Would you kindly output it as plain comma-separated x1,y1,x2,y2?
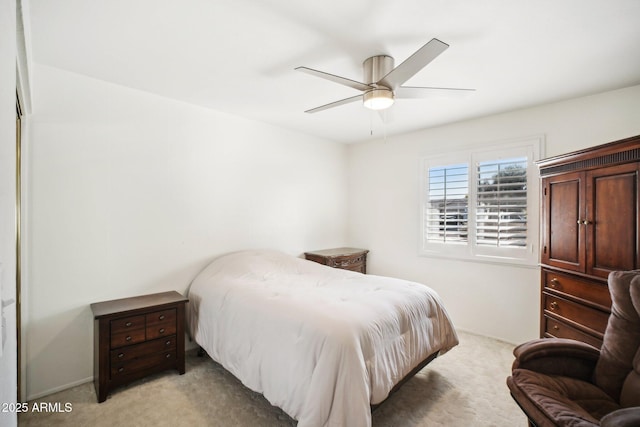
187,250,458,427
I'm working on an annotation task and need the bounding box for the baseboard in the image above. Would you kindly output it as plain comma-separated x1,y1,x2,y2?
26,345,199,401
456,327,520,346
27,376,93,401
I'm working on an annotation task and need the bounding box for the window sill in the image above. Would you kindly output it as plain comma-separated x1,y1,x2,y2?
418,250,539,269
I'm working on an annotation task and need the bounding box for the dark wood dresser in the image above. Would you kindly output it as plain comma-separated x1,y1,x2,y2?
91,291,188,402
304,247,369,273
537,135,640,348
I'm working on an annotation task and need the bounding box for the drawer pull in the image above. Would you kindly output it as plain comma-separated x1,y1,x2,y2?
118,353,124,359
550,301,559,310
118,367,124,373
159,328,165,334
125,336,132,342
165,340,171,346
159,315,165,320
125,322,132,327
553,325,560,331
549,278,559,288
165,353,172,359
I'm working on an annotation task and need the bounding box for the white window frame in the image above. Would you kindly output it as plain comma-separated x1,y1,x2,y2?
420,136,543,266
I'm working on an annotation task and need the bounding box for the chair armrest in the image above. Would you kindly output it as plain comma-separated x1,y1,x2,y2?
601,407,640,427
512,338,600,381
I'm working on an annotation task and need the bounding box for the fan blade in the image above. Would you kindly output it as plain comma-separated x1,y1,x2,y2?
295,66,373,92
396,86,475,99
303,94,362,113
379,39,449,90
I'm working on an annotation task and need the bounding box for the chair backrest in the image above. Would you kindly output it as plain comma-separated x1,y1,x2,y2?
594,270,640,407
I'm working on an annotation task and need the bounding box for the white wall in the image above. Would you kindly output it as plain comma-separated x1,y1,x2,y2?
0,0,18,425
23,61,640,399
347,84,640,345
25,63,349,399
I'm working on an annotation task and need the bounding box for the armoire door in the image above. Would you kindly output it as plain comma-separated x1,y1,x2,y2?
586,162,640,279
541,171,585,272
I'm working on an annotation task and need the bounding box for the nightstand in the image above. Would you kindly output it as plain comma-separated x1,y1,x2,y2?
304,247,369,274
90,291,188,402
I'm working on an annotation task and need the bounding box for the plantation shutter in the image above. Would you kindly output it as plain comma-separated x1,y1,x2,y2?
425,163,469,243
475,157,528,247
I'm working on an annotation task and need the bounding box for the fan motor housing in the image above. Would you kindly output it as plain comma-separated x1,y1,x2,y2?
363,55,394,86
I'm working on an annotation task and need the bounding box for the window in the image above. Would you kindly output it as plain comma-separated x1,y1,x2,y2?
420,137,542,265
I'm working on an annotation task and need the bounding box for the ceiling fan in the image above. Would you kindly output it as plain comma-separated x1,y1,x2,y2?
296,38,474,114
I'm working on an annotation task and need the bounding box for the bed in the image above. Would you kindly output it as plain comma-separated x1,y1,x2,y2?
187,250,458,427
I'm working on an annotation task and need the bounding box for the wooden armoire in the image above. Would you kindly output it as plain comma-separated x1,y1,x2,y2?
537,135,640,348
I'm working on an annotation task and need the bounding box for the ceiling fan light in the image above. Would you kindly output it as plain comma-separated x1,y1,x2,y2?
363,88,394,110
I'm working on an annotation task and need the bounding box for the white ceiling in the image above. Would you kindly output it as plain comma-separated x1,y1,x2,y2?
26,0,640,143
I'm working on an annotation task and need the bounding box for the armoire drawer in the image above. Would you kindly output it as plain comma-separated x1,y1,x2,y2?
542,269,611,310
543,293,610,335
543,316,603,348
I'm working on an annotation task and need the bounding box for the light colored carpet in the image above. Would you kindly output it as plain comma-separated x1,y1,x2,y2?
19,330,526,426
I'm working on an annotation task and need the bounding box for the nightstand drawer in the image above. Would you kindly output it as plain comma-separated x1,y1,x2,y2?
305,248,369,274
145,309,177,340
146,309,176,327
110,335,177,364
328,255,366,271
146,321,177,340
110,315,145,334
111,350,177,378
110,328,146,348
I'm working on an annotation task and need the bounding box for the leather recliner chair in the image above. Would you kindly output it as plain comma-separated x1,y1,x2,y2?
507,270,640,426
